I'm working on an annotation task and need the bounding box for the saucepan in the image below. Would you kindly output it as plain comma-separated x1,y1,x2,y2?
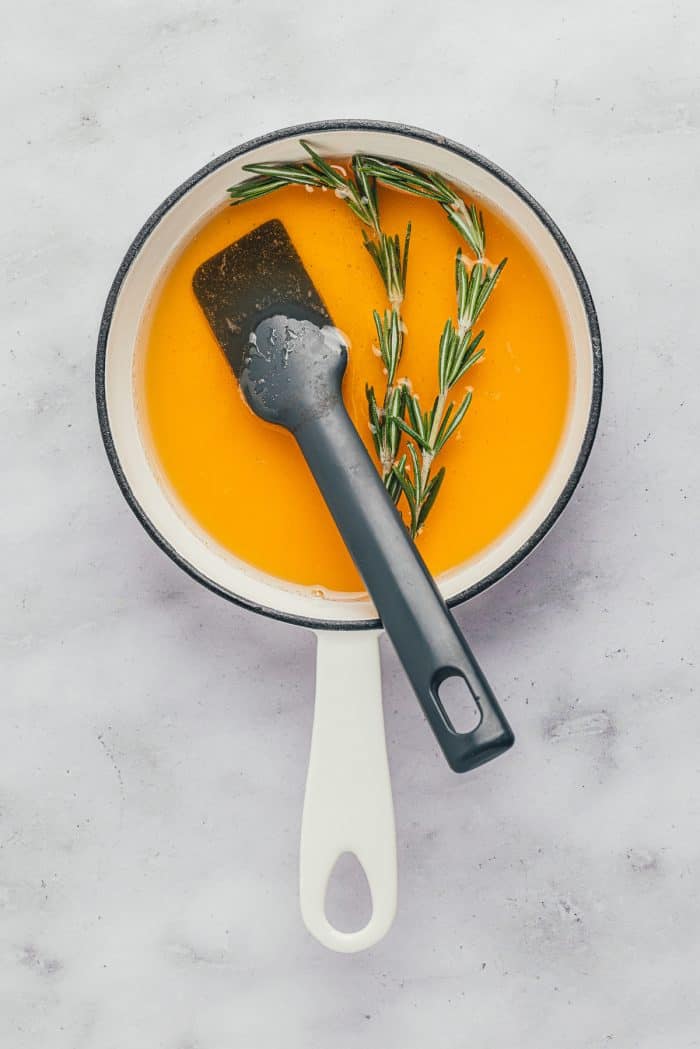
96,119,602,953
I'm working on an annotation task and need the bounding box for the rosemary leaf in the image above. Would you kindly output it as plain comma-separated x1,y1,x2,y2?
404,391,425,439
363,223,411,304
365,384,383,458
433,402,455,449
417,467,446,531
385,452,407,505
352,154,380,230
448,345,485,389
443,202,485,258
392,458,417,519
358,156,454,204
394,416,431,451
240,162,322,185
227,174,306,204
434,391,472,453
437,320,455,394
476,257,508,316
299,140,346,185
407,443,422,500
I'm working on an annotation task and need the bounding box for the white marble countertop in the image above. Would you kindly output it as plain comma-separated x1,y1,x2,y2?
2,1,699,1046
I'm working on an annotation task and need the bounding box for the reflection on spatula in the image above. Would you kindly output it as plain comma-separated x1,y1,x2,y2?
193,219,514,773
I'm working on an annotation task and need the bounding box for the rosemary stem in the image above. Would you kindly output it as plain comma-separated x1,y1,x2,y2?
419,452,435,492
420,390,447,489
379,394,394,475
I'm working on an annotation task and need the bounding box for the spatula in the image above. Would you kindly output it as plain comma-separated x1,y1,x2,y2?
193,219,514,773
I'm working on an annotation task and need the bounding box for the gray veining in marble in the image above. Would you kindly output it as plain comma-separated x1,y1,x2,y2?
2,1,699,1046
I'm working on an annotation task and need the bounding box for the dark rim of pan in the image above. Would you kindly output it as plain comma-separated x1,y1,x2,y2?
96,118,603,632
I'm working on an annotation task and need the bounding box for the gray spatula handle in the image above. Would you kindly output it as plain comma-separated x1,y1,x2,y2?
294,402,514,774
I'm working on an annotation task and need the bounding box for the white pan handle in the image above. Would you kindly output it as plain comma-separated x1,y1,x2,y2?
300,629,397,952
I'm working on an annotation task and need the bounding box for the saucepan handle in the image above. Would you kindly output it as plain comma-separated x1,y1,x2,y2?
299,629,397,952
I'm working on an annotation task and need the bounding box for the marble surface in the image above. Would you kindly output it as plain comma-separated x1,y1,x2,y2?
2,1,700,1046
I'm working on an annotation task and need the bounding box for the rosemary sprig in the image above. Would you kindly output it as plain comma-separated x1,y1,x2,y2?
367,379,404,483
355,157,507,535
456,250,507,335
229,140,380,231
362,217,412,497
391,249,506,537
226,145,507,535
362,222,411,307
356,156,489,259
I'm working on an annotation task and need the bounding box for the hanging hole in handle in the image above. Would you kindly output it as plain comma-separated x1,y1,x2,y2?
434,673,483,734
325,852,372,933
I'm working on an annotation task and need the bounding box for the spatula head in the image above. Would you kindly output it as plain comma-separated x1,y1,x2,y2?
242,315,347,430
192,219,332,376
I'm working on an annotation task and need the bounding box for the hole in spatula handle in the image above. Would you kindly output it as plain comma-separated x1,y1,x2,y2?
428,665,514,774
434,673,483,733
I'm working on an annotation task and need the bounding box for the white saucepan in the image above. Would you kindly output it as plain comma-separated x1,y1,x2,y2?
96,120,602,953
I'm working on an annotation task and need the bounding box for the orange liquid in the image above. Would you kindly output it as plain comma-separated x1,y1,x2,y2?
141,179,571,592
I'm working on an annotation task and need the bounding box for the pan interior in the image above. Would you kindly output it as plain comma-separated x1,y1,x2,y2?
100,124,598,628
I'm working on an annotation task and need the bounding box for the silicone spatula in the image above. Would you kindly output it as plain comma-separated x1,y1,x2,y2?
193,219,514,773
